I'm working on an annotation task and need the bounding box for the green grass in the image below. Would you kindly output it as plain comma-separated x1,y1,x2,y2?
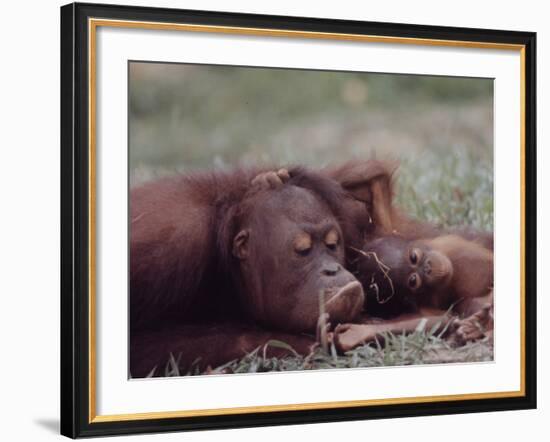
160,324,493,377
395,149,493,231
129,63,493,185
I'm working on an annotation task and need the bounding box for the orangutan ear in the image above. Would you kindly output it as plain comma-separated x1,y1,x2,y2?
232,229,250,259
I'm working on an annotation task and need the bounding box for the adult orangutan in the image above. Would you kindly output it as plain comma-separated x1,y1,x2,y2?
130,161,396,377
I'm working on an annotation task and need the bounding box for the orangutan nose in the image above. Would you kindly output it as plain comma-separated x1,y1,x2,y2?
321,262,341,276
424,260,432,275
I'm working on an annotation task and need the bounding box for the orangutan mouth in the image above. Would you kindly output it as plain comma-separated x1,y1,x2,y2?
324,281,364,321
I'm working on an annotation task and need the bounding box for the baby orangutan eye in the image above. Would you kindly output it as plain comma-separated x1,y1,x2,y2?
408,272,421,290
409,248,420,265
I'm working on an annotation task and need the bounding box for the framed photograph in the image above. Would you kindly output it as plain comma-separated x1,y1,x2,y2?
60,2,536,438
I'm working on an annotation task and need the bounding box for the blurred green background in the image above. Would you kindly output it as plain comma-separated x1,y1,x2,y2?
129,62,493,230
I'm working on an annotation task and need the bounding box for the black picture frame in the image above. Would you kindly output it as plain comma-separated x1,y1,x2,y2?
60,2,537,438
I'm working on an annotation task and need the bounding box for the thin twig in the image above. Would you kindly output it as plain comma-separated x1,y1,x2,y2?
349,246,395,303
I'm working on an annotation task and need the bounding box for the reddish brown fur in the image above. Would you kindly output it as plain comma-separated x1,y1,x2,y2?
418,235,493,314
130,162,394,377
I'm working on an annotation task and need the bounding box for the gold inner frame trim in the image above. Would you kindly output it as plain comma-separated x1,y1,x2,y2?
87,17,527,424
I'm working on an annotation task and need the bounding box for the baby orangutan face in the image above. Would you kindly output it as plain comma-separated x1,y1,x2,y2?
357,236,454,305
405,240,454,292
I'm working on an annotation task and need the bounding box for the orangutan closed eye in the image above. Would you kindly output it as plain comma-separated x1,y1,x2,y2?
293,232,313,256
355,234,493,318
325,229,339,251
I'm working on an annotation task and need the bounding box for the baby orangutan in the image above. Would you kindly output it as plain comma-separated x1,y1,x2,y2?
329,234,494,352
359,234,493,316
